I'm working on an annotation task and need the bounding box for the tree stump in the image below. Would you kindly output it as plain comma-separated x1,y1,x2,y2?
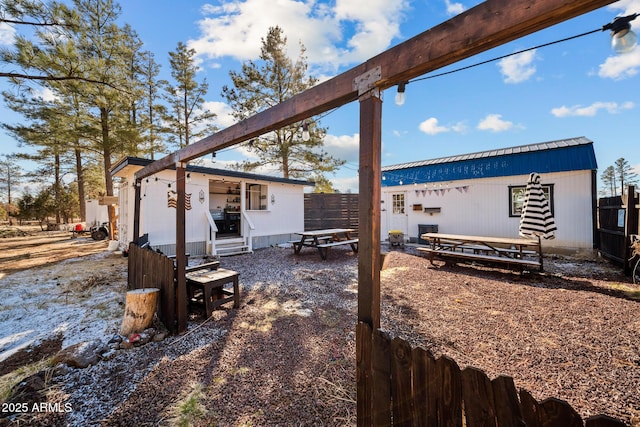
120,288,160,336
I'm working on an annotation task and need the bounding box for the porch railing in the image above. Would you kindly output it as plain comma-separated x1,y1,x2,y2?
242,210,255,253
205,211,218,256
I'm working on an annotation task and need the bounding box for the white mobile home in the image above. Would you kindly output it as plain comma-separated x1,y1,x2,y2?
112,157,314,256
381,137,598,252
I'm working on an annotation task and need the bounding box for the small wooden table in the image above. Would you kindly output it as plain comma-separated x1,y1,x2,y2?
418,232,543,271
186,267,240,317
291,228,358,260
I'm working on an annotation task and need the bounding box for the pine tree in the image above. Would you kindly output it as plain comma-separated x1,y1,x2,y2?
601,166,616,197
164,42,217,149
614,157,638,194
72,0,145,235
221,26,345,180
139,50,167,159
0,154,21,202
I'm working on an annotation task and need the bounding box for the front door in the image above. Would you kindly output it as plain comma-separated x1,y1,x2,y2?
389,192,408,235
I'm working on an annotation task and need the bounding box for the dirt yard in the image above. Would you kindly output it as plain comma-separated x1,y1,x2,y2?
0,226,639,426
0,226,109,277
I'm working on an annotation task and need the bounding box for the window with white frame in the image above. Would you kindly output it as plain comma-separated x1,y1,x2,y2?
246,183,268,210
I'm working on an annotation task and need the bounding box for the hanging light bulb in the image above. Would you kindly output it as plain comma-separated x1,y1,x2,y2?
301,122,310,141
603,14,639,54
395,82,407,106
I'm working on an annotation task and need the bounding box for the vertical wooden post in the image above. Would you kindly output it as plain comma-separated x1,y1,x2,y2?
176,163,187,333
133,179,141,243
357,88,382,328
356,82,382,426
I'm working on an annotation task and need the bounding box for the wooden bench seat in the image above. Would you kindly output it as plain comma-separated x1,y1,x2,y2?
447,244,537,257
316,238,359,248
416,247,541,271
315,238,359,260
289,236,334,253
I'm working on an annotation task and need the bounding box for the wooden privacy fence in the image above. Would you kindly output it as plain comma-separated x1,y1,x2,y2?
598,185,639,275
304,193,359,231
357,323,626,427
127,243,178,334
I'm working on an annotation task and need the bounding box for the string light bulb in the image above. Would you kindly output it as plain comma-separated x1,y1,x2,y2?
301,122,310,141
395,82,407,106
602,13,639,54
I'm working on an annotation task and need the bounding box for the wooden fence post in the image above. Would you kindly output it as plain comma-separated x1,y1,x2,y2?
356,76,383,426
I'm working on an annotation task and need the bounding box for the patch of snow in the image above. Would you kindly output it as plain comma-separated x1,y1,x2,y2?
0,251,125,362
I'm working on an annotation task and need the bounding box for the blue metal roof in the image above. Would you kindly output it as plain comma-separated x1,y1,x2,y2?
381,136,597,186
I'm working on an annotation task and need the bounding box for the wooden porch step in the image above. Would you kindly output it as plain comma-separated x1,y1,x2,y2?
216,244,251,257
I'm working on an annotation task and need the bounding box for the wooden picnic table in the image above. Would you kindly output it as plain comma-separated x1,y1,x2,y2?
291,228,358,260
417,232,543,271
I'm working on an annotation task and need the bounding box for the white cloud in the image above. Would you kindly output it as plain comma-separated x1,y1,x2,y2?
203,101,236,129
419,117,449,135
477,114,515,132
551,101,635,117
450,122,468,133
598,49,640,80
418,117,466,135
331,175,359,193
0,22,15,45
33,87,57,102
444,0,466,16
323,133,359,163
190,0,409,72
498,50,537,83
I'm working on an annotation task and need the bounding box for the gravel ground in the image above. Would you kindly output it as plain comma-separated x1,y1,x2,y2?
1,244,639,426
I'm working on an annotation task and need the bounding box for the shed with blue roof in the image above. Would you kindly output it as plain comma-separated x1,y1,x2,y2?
381,137,597,251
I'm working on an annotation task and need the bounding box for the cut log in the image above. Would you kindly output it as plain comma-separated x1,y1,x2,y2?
120,288,160,336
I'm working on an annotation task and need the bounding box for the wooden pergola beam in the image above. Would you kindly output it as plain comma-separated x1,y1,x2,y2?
134,0,615,182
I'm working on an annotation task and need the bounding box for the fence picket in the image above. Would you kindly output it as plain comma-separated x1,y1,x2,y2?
491,375,525,427
461,366,497,427
585,415,628,427
372,328,392,426
519,389,542,427
538,398,583,427
412,347,438,426
356,322,373,427
391,337,413,427
438,355,463,427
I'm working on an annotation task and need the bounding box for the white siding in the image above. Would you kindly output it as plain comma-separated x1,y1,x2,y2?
382,170,594,250
116,168,306,253
243,181,305,237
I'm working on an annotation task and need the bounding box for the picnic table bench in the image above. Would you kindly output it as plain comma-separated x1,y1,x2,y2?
417,232,543,271
291,228,358,260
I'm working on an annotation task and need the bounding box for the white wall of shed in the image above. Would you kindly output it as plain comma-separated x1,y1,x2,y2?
381,170,594,250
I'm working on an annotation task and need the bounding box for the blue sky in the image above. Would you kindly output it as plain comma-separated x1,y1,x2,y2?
1,0,640,194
